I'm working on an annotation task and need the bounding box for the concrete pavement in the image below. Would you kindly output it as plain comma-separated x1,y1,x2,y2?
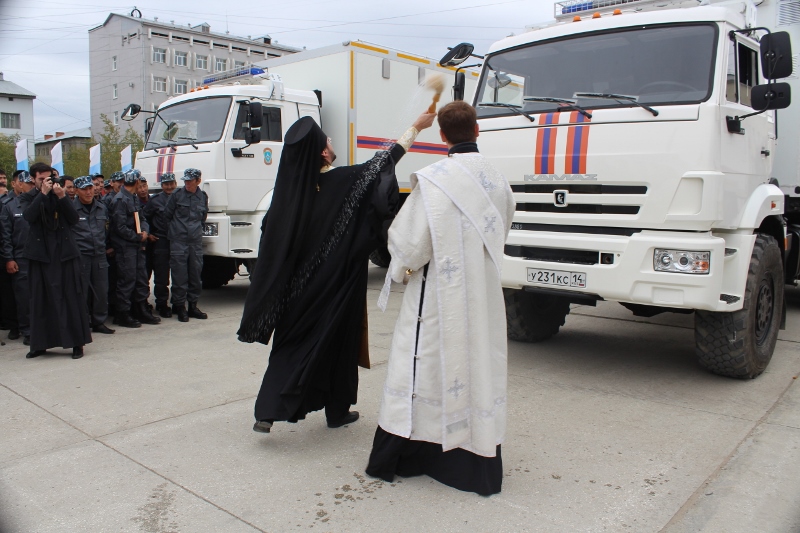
1,265,799,532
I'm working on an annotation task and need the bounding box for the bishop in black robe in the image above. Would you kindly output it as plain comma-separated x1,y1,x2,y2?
238,112,435,430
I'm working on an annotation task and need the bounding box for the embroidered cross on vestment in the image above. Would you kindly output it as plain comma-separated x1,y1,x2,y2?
448,378,466,398
439,257,458,282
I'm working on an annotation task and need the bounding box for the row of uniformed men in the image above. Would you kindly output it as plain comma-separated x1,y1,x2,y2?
0,163,209,347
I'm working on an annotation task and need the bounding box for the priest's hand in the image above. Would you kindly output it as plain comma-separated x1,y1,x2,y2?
6,260,18,274
413,111,436,132
140,231,149,242
52,183,66,199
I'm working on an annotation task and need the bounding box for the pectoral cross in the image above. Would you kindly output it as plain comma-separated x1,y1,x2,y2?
439,257,458,282
448,378,466,398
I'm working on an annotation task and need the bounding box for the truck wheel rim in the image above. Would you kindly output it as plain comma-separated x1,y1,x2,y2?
755,277,774,345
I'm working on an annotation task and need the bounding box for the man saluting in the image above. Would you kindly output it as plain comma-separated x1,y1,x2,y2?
239,110,435,433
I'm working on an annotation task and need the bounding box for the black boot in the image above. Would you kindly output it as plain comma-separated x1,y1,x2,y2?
137,301,161,325
157,303,172,318
187,302,207,319
26,349,46,359
173,303,189,322
72,346,84,359
8,328,20,340
92,324,115,334
116,312,141,328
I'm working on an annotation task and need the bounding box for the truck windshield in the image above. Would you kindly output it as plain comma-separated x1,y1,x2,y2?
146,96,232,149
475,23,717,118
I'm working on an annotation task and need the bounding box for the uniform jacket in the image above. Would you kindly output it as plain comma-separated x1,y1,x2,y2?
110,187,150,248
143,191,172,239
22,189,82,263
164,187,208,244
0,194,30,262
72,198,109,257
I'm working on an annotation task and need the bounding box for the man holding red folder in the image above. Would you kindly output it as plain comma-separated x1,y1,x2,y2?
109,169,161,328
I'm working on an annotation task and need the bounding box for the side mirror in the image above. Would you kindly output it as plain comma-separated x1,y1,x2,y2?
144,117,154,137
121,103,141,121
245,128,262,145
439,43,475,67
249,102,264,129
761,31,793,79
453,71,466,101
751,82,791,110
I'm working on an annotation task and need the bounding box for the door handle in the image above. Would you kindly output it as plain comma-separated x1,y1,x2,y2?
761,149,771,156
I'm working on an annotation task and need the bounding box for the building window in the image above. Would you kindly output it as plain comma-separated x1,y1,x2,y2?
153,47,166,63
234,60,245,70
1,113,21,129
154,76,166,92
113,111,119,125
196,54,208,70
112,55,117,70
174,51,188,67
174,79,187,94
113,84,118,99
215,57,227,72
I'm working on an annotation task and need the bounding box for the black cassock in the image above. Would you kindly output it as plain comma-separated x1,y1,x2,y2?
23,191,92,352
239,117,401,423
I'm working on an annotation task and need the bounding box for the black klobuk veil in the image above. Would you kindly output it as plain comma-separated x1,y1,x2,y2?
238,117,327,344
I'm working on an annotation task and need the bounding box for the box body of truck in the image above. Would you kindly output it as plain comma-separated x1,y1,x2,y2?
259,41,478,192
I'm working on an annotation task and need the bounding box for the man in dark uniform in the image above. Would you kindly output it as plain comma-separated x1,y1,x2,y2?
143,172,177,318
72,176,114,334
0,170,33,343
0,169,19,338
163,168,208,322
92,174,105,200
104,171,125,316
0,170,27,341
110,169,160,328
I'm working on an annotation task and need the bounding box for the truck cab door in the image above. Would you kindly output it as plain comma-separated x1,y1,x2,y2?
225,102,295,213
721,34,773,185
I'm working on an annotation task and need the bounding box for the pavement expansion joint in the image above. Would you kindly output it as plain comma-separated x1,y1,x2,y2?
659,374,800,531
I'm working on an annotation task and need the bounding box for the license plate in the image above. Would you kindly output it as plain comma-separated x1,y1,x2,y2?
527,268,586,288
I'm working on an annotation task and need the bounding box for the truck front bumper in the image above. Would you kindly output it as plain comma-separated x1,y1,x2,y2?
501,229,755,312
202,212,264,259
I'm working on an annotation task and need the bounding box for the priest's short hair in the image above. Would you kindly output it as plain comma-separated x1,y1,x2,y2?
437,101,477,145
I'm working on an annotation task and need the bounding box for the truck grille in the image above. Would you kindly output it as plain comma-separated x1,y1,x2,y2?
516,203,639,214
512,184,646,216
505,245,600,265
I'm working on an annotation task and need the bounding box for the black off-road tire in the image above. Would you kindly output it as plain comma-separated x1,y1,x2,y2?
504,288,571,342
694,234,783,379
201,255,239,289
369,246,391,268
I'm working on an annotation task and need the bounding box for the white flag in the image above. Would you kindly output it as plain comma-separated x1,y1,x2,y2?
120,145,132,172
89,144,101,175
50,141,64,174
15,139,28,171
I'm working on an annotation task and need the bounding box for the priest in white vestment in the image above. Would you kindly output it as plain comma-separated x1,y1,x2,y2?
366,101,515,495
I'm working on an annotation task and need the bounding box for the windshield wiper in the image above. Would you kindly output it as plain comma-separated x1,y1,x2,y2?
178,136,199,150
574,92,659,117
476,102,535,122
524,96,592,119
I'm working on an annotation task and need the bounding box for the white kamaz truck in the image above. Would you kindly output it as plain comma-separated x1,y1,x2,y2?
442,0,797,378
122,41,476,288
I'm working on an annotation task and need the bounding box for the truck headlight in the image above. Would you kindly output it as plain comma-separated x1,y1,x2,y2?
653,249,710,274
203,223,219,237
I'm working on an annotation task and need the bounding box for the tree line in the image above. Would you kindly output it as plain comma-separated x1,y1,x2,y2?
0,114,144,182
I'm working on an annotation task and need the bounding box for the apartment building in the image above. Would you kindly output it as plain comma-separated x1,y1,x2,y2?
88,12,299,135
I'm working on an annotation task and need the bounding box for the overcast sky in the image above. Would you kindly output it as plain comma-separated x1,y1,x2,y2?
0,0,554,138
